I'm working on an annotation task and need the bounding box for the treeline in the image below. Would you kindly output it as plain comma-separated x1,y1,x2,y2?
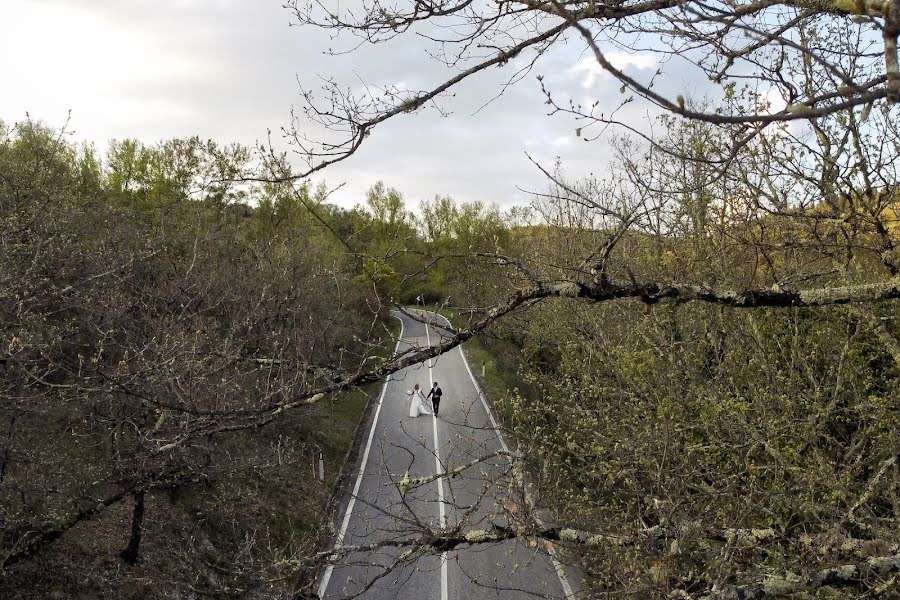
288,105,900,596
0,120,506,597
4,102,900,599
431,115,900,597
339,109,900,598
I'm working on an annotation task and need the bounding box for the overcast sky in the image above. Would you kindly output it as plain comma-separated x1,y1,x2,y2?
1,0,672,210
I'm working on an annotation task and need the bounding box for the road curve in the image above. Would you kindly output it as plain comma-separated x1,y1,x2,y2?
317,309,579,600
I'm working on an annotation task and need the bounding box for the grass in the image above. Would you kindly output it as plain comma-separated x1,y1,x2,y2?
458,336,512,407
288,316,403,537
311,315,402,473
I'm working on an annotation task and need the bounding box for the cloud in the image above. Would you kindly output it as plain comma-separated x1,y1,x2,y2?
0,1,253,143
569,52,657,89
0,1,636,210
762,87,788,114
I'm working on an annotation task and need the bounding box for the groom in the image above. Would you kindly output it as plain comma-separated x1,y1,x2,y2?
426,382,443,416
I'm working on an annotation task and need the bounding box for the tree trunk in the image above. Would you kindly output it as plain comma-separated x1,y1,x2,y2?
121,491,145,565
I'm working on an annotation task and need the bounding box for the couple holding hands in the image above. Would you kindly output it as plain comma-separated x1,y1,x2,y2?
408,382,443,418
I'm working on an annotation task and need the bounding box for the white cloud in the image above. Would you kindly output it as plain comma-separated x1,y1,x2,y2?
762,87,788,114
1,2,219,128
0,1,640,209
569,52,657,89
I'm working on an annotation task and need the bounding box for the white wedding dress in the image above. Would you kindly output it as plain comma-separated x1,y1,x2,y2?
408,390,432,418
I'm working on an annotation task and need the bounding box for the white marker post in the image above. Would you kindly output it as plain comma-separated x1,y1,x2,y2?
317,315,406,598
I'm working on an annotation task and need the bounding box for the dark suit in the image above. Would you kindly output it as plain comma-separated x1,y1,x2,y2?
426,386,443,415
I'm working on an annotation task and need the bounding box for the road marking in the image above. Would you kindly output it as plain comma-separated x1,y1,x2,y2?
423,311,449,600
431,311,576,600
317,314,405,599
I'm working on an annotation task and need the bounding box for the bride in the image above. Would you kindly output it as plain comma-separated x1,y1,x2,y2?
407,383,432,418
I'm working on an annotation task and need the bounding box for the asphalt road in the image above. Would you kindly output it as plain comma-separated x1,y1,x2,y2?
318,310,579,600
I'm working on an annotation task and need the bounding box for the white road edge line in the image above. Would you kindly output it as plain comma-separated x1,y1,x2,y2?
423,312,450,600
430,311,576,600
317,313,405,599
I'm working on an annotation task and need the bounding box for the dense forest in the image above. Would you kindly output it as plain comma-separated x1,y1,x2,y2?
5,0,900,596
2,100,899,598
0,120,517,597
